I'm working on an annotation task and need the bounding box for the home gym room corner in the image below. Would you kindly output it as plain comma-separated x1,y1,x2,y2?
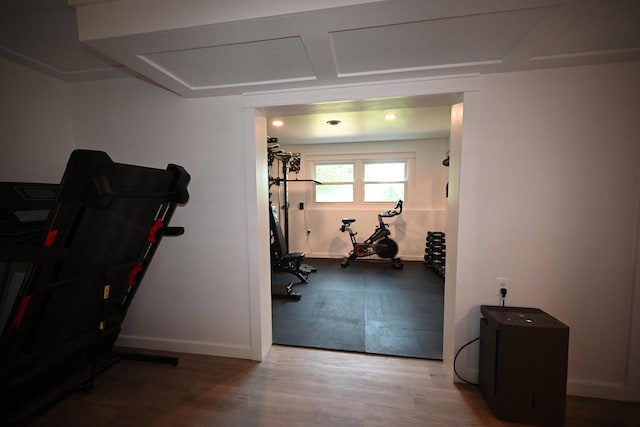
264,100,452,360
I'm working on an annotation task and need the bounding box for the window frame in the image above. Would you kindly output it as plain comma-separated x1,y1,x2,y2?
362,161,407,203
308,152,414,209
313,162,355,203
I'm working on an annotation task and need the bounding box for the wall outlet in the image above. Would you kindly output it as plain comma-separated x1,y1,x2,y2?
497,277,511,297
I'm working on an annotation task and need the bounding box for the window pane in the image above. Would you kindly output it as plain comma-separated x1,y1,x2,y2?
316,184,353,202
315,164,353,183
364,162,405,182
364,183,404,202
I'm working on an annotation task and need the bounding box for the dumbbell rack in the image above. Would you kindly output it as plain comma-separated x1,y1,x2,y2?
424,231,446,278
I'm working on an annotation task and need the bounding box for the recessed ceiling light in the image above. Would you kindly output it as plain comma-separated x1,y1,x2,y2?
272,119,284,127
326,120,341,126
384,113,397,120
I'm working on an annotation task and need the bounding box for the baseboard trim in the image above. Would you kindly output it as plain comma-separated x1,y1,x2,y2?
115,335,252,359
305,253,426,262
567,378,637,402
454,370,637,402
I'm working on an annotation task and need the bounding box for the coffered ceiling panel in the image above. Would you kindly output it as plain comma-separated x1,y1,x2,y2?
2,0,640,97
0,0,128,81
3,0,639,144
330,7,552,76
139,37,316,89
532,0,640,60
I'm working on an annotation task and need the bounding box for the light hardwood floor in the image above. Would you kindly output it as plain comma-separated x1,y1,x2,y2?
31,345,639,427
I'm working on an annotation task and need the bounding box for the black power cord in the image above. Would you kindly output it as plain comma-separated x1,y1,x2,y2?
453,336,480,385
500,287,507,306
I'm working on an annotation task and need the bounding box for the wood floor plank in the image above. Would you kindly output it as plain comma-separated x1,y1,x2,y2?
29,345,640,427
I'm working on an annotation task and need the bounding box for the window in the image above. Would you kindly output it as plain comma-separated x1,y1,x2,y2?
311,155,412,204
363,162,405,202
314,163,354,202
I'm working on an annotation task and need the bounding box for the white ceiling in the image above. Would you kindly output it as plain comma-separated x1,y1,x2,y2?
266,103,453,145
1,0,639,143
0,0,130,81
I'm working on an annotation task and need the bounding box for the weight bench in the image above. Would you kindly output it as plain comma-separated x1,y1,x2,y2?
269,205,308,285
270,205,308,300
0,150,190,425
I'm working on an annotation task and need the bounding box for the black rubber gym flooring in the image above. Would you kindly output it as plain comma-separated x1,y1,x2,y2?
271,258,444,360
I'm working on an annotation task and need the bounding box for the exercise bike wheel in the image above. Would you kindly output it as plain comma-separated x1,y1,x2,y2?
377,237,399,259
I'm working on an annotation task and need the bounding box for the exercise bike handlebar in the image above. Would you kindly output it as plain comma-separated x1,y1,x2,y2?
379,200,403,217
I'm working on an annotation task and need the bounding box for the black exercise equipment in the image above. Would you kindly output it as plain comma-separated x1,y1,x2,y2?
267,139,318,275
270,205,308,287
268,139,320,300
0,183,58,246
0,150,189,425
339,200,404,269
424,231,446,278
268,199,304,299
443,149,449,198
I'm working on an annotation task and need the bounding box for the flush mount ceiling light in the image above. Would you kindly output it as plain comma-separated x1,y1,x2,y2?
384,113,397,120
272,119,284,127
326,120,342,126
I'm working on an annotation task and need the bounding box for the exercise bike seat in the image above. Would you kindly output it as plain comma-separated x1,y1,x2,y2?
341,218,356,224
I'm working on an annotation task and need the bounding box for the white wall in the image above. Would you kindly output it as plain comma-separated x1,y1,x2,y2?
0,57,75,181
453,62,640,401
248,63,640,401
3,55,639,401
275,139,449,260
69,78,254,358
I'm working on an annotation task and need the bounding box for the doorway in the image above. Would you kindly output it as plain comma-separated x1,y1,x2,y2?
242,81,470,364
262,94,455,359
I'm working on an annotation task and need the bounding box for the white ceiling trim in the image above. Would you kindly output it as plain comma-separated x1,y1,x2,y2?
335,60,503,78
241,74,478,110
531,47,640,62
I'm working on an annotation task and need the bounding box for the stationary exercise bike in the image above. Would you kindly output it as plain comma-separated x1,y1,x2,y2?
339,200,404,269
